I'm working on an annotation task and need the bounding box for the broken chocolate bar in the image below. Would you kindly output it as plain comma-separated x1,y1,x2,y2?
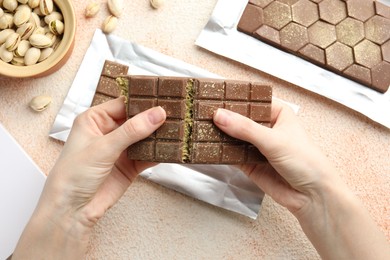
238,0,390,93
91,60,129,106
125,76,272,164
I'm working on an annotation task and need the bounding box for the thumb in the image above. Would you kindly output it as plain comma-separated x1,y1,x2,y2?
213,108,273,150
103,106,166,155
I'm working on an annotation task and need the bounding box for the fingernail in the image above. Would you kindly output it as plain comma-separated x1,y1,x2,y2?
213,109,230,127
148,106,166,125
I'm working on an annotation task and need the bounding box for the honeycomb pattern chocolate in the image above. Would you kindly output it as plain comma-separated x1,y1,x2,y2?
238,0,390,93
126,76,272,164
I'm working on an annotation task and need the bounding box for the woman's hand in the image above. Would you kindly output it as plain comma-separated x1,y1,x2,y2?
213,99,390,260
213,99,334,214
13,97,166,259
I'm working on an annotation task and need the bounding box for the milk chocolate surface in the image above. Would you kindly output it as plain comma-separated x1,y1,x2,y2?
92,61,273,164
238,0,390,93
126,76,272,164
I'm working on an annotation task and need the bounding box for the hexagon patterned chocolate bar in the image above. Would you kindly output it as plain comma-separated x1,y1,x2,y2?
239,0,390,93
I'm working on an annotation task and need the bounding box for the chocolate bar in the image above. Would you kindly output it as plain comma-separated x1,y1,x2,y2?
91,60,129,106
125,76,272,164
92,61,273,164
238,0,390,93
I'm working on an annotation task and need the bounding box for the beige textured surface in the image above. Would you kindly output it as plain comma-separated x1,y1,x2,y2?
0,0,389,258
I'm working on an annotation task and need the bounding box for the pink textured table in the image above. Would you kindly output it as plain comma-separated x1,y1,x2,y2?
0,1,389,258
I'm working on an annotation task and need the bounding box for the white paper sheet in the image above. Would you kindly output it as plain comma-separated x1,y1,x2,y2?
196,0,390,128
49,30,265,219
0,124,46,260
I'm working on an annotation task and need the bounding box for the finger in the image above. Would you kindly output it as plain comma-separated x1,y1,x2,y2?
92,96,127,121
103,106,166,154
213,100,296,151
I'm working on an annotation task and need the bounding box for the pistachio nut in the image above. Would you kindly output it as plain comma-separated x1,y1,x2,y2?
107,0,123,18
44,11,63,24
3,0,18,12
0,13,14,30
85,2,100,18
0,44,14,62
0,29,14,45
29,33,52,48
5,33,21,51
48,19,64,35
33,6,43,16
18,0,29,4
14,39,30,56
51,36,60,49
29,95,52,112
14,5,32,26
150,0,163,9
102,15,118,34
29,12,41,28
28,0,39,9
11,55,25,65
16,22,35,40
39,0,53,16
37,46,52,61
24,46,40,65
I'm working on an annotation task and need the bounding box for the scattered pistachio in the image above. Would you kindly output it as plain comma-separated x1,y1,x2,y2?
107,0,123,17
150,0,164,9
102,15,117,34
85,2,100,18
29,95,52,112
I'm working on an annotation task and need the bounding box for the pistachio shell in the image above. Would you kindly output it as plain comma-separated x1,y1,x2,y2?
85,2,100,18
18,0,29,4
33,6,43,16
29,12,41,28
24,46,40,65
0,13,14,30
44,11,63,24
0,8,4,18
3,0,18,12
14,39,30,56
32,26,45,35
39,0,53,15
11,56,25,65
0,44,14,62
28,0,39,9
29,95,52,112
29,33,52,47
49,19,64,35
0,29,14,45
150,0,163,9
5,33,21,51
102,15,118,34
38,46,52,61
51,36,60,49
14,6,32,26
16,22,35,40
107,0,123,17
